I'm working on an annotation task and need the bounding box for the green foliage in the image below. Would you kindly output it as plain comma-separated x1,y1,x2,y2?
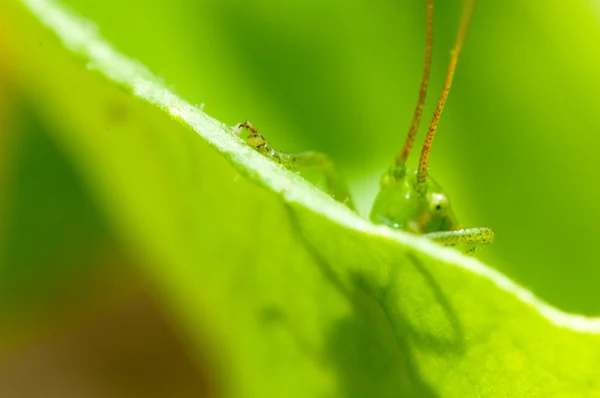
2,0,600,396
42,0,600,314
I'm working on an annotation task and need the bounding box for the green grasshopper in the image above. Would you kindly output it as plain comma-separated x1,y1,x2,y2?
234,0,493,253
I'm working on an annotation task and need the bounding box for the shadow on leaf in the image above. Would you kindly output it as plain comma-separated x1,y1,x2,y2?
284,204,465,397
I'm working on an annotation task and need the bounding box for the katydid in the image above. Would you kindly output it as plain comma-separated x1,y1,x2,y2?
234,0,493,253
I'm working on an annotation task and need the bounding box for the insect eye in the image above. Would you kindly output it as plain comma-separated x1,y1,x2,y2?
430,193,449,213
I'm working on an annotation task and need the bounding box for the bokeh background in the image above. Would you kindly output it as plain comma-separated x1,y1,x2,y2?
1,0,600,396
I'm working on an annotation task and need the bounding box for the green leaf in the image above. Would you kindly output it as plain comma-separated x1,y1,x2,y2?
3,0,600,396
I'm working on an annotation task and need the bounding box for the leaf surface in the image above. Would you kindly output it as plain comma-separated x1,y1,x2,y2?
2,0,600,396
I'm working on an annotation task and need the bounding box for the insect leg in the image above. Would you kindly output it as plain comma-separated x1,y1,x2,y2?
289,151,355,210
234,121,276,156
234,121,354,209
424,227,494,254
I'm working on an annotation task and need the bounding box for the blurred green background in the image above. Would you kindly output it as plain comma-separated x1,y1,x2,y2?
2,0,600,395
32,0,599,313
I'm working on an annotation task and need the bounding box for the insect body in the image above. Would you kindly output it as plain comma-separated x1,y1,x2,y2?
235,0,493,253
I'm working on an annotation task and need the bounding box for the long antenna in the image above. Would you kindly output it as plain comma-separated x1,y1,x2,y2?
395,0,433,167
417,0,476,183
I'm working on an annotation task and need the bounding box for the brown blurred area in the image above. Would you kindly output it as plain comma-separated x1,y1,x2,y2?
0,287,215,398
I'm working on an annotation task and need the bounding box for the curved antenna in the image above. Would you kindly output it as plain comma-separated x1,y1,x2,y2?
395,0,433,167
417,0,476,183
